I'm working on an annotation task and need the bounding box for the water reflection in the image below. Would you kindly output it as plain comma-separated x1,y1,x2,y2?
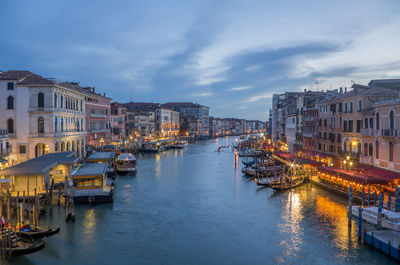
82,208,97,244
278,191,304,261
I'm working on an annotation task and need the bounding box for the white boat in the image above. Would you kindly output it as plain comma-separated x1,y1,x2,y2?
144,142,160,153
350,206,400,231
171,140,188,149
68,163,114,204
116,153,137,173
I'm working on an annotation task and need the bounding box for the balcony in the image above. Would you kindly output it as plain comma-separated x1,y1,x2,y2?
360,128,376,136
381,129,398,137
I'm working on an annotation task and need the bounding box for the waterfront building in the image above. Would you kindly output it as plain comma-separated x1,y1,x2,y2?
79,86,112,148
162,102,209,136
0,128,9,170
0,151,79,195
111,102,127,141
285,113,297,152
0,71,87,164
155,108,180,138
121,102,158,138
302,107,318,151
360,98,400,171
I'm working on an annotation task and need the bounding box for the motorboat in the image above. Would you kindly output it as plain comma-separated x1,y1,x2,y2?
116,153,137,173
349,206,400,231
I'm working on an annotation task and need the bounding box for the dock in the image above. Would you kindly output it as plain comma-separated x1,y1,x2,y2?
364,230,400,261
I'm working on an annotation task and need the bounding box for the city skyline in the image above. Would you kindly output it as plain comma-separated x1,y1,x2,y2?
1,0,400,120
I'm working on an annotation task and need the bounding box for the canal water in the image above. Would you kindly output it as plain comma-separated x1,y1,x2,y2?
13,137,396,265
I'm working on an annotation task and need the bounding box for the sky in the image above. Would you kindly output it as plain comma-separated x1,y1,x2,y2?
1,0,400,120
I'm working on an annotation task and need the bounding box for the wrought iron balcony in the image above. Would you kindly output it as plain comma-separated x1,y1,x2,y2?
381,129,398,137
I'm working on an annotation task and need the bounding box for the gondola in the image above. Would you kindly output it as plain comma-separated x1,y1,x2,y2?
0,229,46,257
269,177,304,190
16,225,60,239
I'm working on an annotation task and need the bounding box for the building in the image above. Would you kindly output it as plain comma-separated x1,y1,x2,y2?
285,114,297,152
121,102,158,138
110,102,127,141
360,98,400,171
302,107,319,151
155,108,180,138
162,102,209,136
0,129,9,170
80,86,112,148
0,70,87,164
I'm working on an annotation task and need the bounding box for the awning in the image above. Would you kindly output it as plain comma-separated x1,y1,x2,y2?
354,164,400,183
0,157,7,163
318,166,388,185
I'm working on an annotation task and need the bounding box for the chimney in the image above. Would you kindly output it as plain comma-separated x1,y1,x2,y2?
345,87,347,93
103,92,105,96
92,87,95,93
304,89,307,92
340,87,343,94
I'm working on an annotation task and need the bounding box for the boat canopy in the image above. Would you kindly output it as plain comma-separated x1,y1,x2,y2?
117,153,136,161
71,163,108,177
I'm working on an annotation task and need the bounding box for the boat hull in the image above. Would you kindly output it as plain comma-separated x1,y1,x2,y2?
17,226,60,239
73,194,114,204
10,240,46,257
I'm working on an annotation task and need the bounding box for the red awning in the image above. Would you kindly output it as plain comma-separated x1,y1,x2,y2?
354,164,400,183
319,166,388,185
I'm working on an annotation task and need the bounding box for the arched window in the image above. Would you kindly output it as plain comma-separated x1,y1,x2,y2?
369,118,373,129
38,92,44,107
61,117,64,132
61,96,64,108
54,94,57,108
376,112,380,130
7,119,14,133
364,118,368,129
389,141,394,161
7,96,14,109
55,142,59,152
364,143,368,156
38,117,44,133
369,143,373,157
55,117,58,133
389,111,395,130
375,141,379,159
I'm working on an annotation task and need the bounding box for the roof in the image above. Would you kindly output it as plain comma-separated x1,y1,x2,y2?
162,102,209,109
318,167,388,185
88,152,115,161
70,163,107,177
0,70,32,80
0,152,77,176
358,87,398,96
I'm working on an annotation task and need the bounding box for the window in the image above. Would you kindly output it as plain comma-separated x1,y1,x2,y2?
61,96,64,108
61,118,64,132
389,142,394,162
369,118,373,129
7,96,14,109
339,116,342,126
364,118,368,129
337,133,341,143
375,141,379,159
7,82,14,90
376,112,380,130
344,120,347,132
19,145,26,154
358,100,362,112
38,92,44,107
7,119,14,133
356,120,361,133
369,143,373,157
324,119,327,127
54,94,57,108
349,102,353,113
338,103,342,112
389,111,395,130
344,103,348,113
38,117,44,133
364,143,368,156
348,120,353,132
55,117,58,133
80,101,83,111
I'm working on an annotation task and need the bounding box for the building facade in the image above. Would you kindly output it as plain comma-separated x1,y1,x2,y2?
0,71,87,164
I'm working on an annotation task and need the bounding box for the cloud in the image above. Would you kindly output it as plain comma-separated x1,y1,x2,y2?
230,86,251,91
247,93,273,103
191,92,213,97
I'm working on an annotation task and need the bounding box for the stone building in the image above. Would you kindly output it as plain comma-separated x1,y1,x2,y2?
0,71,87,164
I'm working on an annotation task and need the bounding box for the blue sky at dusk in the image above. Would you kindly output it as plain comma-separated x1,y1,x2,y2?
1,0,400,120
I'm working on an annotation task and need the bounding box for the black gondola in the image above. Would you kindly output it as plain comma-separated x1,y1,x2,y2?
16,225,60,239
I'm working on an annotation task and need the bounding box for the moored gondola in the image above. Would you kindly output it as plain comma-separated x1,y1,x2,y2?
16,225,60,239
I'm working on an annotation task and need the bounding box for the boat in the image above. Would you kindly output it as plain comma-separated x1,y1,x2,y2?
68,163,114,204
240,135,245,139
116,153,137,173
349,206,400,231
217,146,223,152
171,140,187,149
269,176,304,190
0,230,45,257
143,141,160,153
15,225,60,239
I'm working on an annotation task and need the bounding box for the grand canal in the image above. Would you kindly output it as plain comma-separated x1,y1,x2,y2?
13,137,395,264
